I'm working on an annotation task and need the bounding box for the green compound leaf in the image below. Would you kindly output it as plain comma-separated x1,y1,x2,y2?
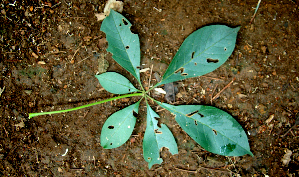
101,101,140,149
143,103,178,169
95,72,140,94
101,10,141,82
156,102,253,157
158,25,240,86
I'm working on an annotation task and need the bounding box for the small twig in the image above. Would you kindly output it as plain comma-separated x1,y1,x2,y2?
175,165,232,174
156,107,165,112
212,78,235,101
44,51,67,56
51,2,61,8
71,47,81,62
3,125,9,138
210,84,218,104
201,76,224,81
79,111,89,119
175,167,197,173
93,156,96,166
282,114,299,137
250,0,262,24
77,55,92,64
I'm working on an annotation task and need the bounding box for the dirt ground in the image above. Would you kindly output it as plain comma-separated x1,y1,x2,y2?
1,0,299,176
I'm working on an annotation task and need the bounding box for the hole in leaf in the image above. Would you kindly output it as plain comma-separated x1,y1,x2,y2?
128,88,131,92
174,67,184,74
198,113,204,117
154,129,162,134
186,110,199,117
181,73,188,76
207,58,219,63
154,117,162,128
108,125,114,129
122,19,128,25
191,52,195,59
212,129,217,135
136,66,141,69
224,47,227,51
125,45,129,49
110,143,113,145
194,62,197,66
194,120,198,125
119,23,122,26
147,157,151,160
133,111,138,117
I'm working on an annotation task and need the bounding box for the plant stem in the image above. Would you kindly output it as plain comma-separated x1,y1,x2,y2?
29,92,144,119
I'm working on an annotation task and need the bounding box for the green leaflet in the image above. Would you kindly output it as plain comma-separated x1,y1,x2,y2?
143,103,178,169
157,25,240,86
156,101,253,156
101,101,140,149
101,10,141,82
95,72,140,94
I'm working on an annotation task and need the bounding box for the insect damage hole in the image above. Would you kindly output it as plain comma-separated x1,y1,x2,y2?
110,143,113,145
154,129,162,134
181,73,188,76
191,52,195,59
174,67,184,74
194,62,197,66
224,47,227,51
194,120,198,125
122,19,128,25
186,110,199,117
154,117,162,128
147,157,151,160
108,125,114,129
125,45,129,49
207,58,219,63
212,129,217,135
198,113,204,117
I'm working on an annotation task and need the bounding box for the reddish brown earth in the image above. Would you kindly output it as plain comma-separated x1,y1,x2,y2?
1,0,298,176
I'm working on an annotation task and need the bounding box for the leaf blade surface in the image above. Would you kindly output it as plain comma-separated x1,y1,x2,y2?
95,72,140,94
100,10,141,81
143,104,178,168
156,102,253,156
158,25,240,86
100,101,140,149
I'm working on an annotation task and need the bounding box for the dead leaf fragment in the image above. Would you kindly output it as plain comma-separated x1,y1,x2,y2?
261,46,267,54
140,68,150,73
95,13,107,21
37,61,46,65
154,88,166,94
237,93,247,99
32,52,39,59
83,36,92,42
265,114,274,124
98,53,109,74
95,0,124,21
14,120,25,128
98,38,107,49
281,149,292,166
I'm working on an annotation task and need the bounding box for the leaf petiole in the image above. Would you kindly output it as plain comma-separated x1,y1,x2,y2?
29,92,144,119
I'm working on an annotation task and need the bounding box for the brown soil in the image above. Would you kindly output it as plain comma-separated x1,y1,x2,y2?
1,0,298,176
